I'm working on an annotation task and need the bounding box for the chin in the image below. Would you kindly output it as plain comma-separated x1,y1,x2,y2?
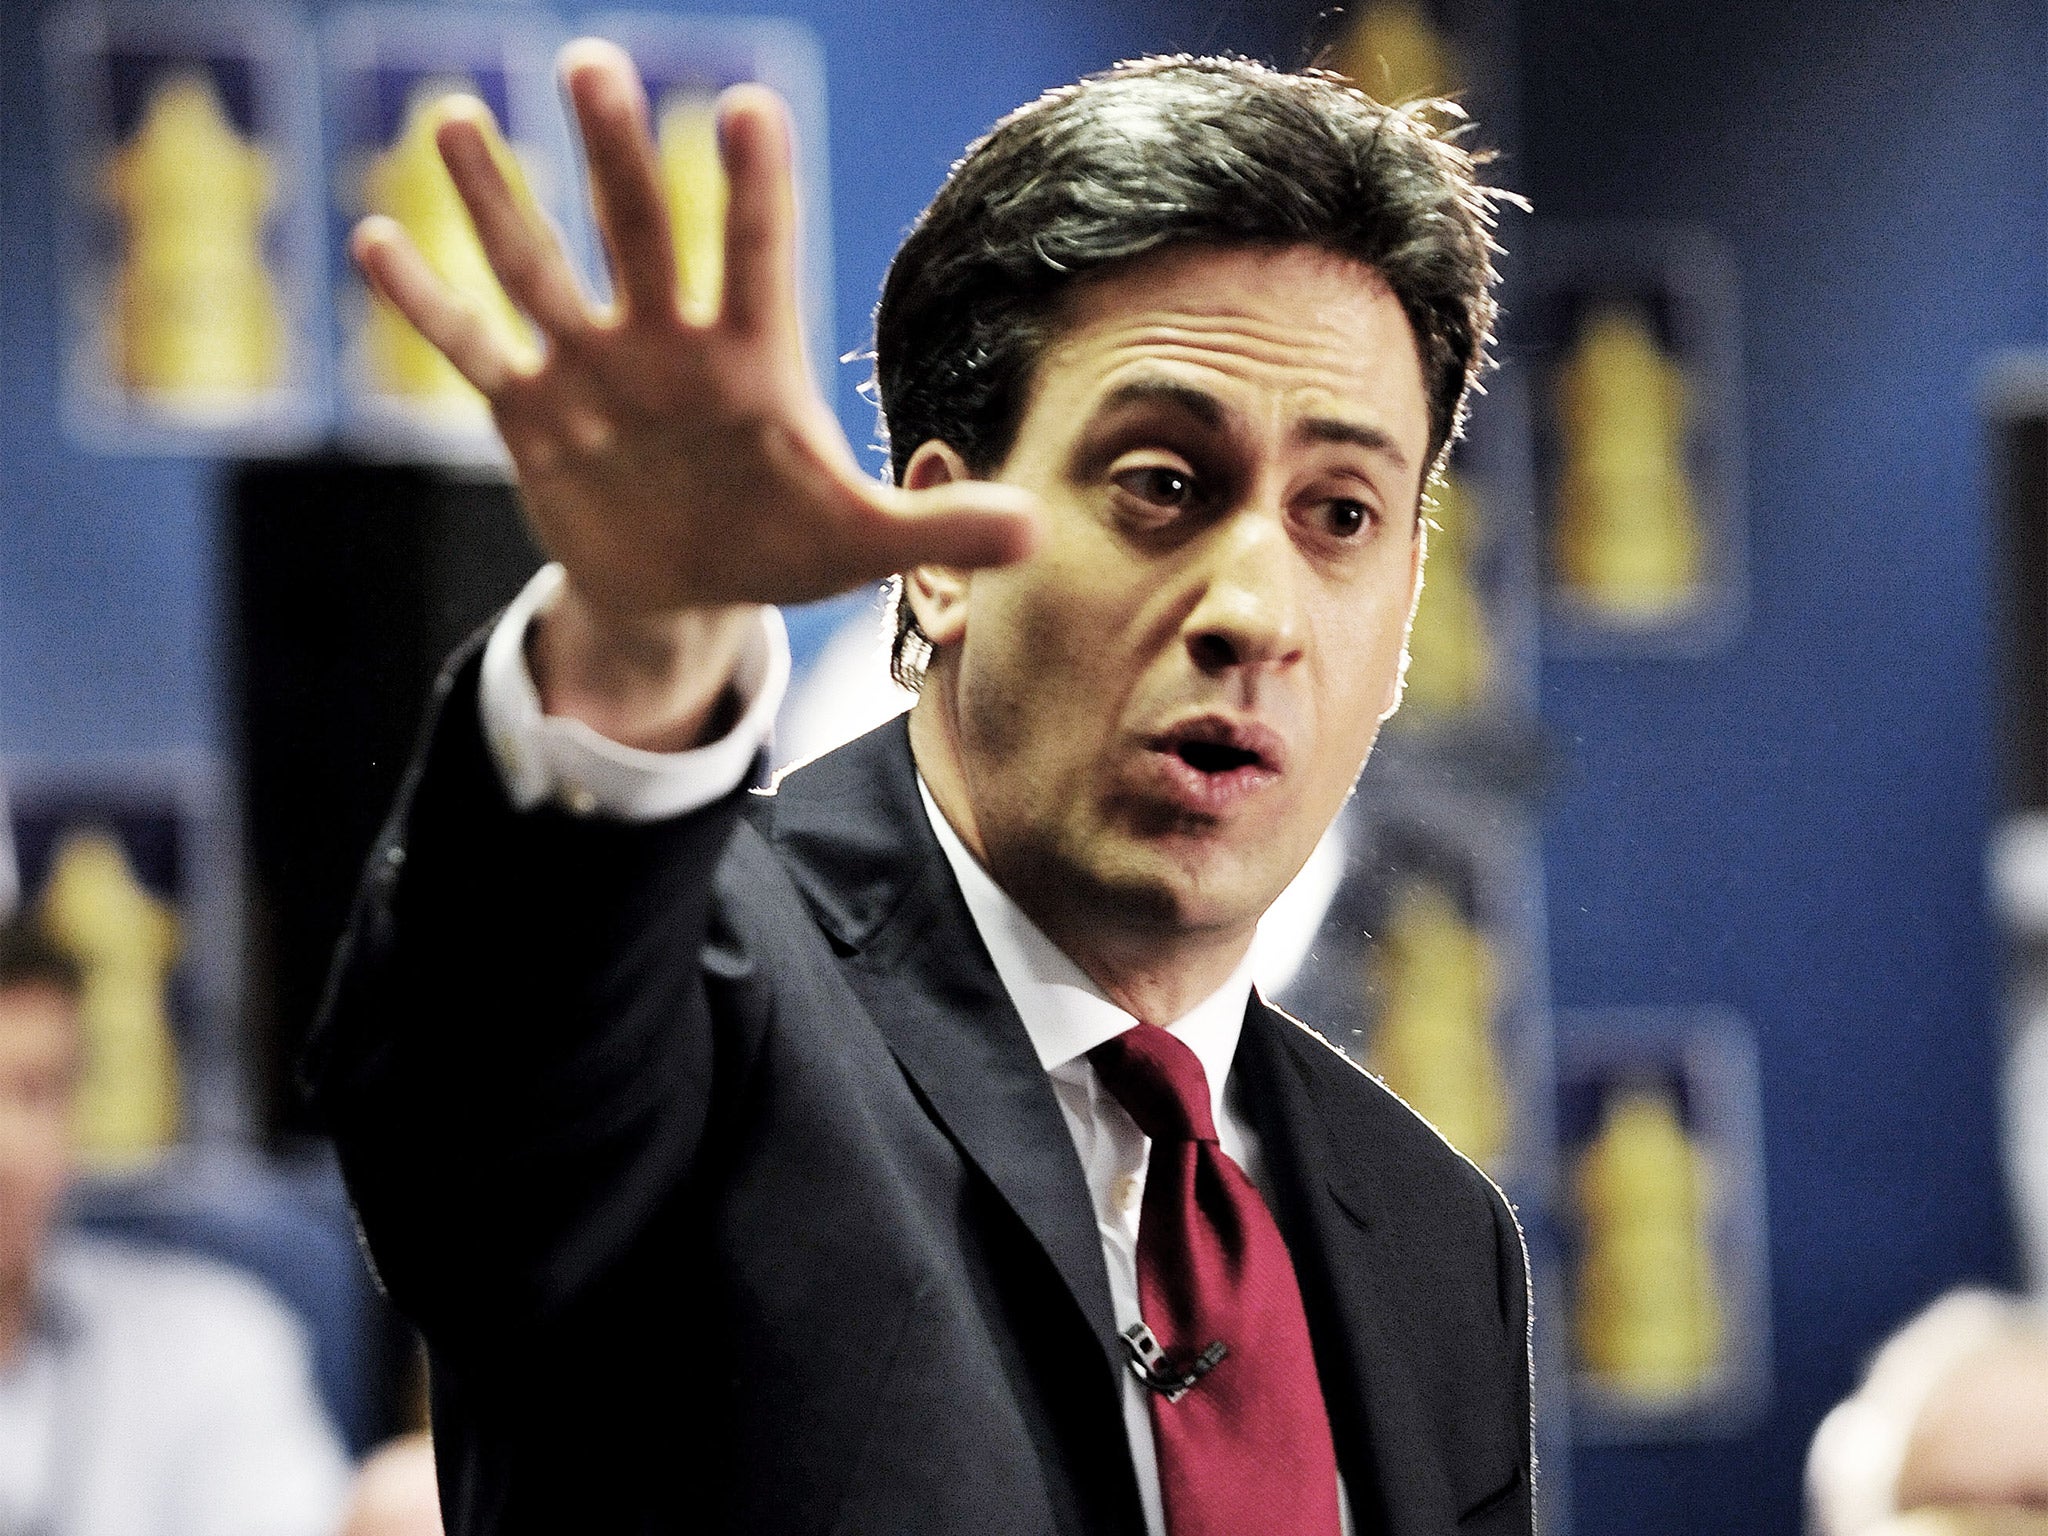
1084,839,1275,938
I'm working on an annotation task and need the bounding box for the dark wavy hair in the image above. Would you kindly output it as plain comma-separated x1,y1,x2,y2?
874,53,1508,688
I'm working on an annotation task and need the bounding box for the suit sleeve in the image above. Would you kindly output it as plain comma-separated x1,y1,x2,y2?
300,640,753,1357
1459,1182,1537,1534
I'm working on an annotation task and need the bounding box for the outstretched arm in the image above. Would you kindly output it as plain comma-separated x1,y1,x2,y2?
353,39,1037,753
311,43,1036,1351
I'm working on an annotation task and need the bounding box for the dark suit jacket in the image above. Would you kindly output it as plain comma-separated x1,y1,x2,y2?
304,647,1533,1536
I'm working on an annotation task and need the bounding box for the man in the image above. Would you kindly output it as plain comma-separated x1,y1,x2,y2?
0,916,349,1535
340,1432,444,1536
305,40,1531,1536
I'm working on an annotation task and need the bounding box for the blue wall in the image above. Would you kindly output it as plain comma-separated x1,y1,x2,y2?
3,0,2038,1530
0,4,219,756
1518,0,2042,1529
0,0,1312,756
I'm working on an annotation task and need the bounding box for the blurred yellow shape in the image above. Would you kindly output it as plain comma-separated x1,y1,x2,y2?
657,88,727,321
361,80,535,410
1402,471,1493,719
1551,304,1704,619
1572,1085,1723,1397
105,69,286,399
1370,880,1508,1169
38,832,182,1166
1330,0,1461,104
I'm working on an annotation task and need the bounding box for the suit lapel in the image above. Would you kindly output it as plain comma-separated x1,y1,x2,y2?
768,721,1470,1529
763,718,1125,1367
1235,1000,1460,1536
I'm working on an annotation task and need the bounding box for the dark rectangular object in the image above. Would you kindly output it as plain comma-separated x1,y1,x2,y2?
1994,412,2048,811
227,458,540,1139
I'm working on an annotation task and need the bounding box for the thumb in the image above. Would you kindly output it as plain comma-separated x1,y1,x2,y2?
863,481,1042,575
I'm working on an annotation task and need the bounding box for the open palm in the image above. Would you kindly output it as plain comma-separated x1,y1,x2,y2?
352,39,1037,625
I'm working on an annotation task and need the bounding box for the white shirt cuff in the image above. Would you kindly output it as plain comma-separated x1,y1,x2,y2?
476,563,790,821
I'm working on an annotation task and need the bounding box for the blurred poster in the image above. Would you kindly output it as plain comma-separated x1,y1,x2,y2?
1271,782,1557,1186
774,588,906,775
589,14,834,392
4,756,247,1155
1329,0,1463,106
324,6,572,464
1555,1007,1773,1439
42,2,327,455
1519,222,1748,654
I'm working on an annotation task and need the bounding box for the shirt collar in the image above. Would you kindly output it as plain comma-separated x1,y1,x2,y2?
916,778,1256,1119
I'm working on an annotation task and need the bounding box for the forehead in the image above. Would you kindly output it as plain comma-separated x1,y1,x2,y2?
1027,243,1429,445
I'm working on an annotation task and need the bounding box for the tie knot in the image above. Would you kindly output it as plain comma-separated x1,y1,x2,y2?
1088,1024,1219,1144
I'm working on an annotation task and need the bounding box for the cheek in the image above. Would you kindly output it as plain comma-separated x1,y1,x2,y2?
972,554,1132,729
964,585,1056,733
1318,590,1412,721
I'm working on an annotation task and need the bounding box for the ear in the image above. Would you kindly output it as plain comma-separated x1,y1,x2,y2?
900,440,976,649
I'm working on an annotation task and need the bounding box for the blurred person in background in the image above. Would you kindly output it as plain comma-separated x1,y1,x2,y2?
1808,1289,2048,1534
1807,928,2048,1533
2010,999,2048,1300
1807,1018,2048,1536
337,1433,442,1536
0,914,350,1536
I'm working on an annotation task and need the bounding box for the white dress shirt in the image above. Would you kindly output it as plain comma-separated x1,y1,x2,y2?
477,567,1353,1534
0,1237,351,1536
479,564,791,821
919,783,1360,1533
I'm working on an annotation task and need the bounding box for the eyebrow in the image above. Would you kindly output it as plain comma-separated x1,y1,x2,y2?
1092,377,1225,428
1088,377,1411,474
1299,415,1411,472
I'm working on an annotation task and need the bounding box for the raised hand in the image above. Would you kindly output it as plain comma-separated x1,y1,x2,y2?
351,39,1037,745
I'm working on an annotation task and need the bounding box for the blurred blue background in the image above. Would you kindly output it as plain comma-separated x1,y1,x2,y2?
1,0,2036,1529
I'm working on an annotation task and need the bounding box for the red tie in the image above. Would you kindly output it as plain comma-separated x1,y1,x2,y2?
1089,1023,1343,1536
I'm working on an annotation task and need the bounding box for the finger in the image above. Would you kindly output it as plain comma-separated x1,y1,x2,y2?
715,84,799,340
352,215,512,396
861,481,1043,575
432,97,589,339
559,38,678,322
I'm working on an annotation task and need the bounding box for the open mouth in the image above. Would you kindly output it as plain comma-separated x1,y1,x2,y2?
1149,715,1285,783
1173,739,1263,775
1138,720,1277,819
1145,720,1283,815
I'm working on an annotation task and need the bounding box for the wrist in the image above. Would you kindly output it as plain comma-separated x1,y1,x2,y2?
531,579,760,753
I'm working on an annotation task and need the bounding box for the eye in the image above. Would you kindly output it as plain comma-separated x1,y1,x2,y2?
1323,498,1374,538
1111,464,1197,510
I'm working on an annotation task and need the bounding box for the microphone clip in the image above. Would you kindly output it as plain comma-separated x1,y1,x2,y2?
1120,1322,1228,1403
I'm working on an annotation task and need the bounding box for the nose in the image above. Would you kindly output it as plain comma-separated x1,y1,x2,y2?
1181,509,1306,679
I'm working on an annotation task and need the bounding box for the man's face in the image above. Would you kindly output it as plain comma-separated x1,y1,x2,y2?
0,984,79,1292
911,243,1432,957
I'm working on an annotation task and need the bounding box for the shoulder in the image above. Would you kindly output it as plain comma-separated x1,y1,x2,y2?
1261,1006,1493,1175
49,1237,353,1530
50,1234,316,1370
1257,1003,1524,1265
1255,1003,1534,1513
